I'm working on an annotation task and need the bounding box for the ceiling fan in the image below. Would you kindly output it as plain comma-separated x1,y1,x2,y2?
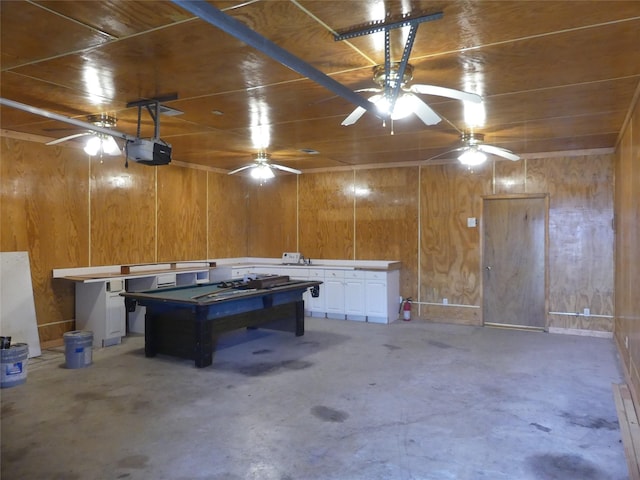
342,63,483,127
46,114,121,156
428,131,521,166
227,152,302,180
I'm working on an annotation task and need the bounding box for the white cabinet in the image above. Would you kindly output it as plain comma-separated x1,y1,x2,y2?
76,280,126,347
323,270,345,319
125,276,156,334
365,270,400,324
231,267,254,279
279,268,311,315
106,290,126,341
209,266,253,281
344,270,366,321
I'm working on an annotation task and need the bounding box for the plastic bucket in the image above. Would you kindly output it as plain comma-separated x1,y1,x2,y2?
1,343,29,388
63,330,93,369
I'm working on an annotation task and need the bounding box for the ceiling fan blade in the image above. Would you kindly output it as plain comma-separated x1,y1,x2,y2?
424,147,465,163
270,163,302,175
411,84,483,104
411,96,442,126
341,106,367,126
478,144,521,161
227,164,255,175
46,131,92,145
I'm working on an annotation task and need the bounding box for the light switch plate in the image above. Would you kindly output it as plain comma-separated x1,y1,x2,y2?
467,217,477,228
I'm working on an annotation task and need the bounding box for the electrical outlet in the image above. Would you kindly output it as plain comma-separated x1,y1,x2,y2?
443,298,448,305
583,308,590,316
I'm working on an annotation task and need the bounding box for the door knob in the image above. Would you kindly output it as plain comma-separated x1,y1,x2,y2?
486,266,492,271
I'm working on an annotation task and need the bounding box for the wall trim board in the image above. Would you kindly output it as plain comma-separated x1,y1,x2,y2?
548,327,613,338
420,304,482,326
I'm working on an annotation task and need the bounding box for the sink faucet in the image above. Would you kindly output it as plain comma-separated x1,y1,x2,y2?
298,255,311,265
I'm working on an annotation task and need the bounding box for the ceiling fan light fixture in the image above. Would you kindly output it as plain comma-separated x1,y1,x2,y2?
375,93,415,120
102,135,120,155
250,164,275,180
84,136,102,156
84,134,120,156
458,148,487,166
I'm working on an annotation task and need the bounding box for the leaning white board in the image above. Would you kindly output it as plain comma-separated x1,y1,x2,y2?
0,252,42,357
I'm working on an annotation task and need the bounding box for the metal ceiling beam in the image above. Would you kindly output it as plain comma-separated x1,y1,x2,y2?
0,97,136,142
171,0,382,119
333,11,443,41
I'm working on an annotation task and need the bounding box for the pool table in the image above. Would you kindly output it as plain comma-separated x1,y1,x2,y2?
121,278,321,368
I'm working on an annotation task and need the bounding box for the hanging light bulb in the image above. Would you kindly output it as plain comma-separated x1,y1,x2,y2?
84,136,101,156
250,164,275,180
84,134,120,156
375,93,415,120
102,136,120,155
458,147,487,166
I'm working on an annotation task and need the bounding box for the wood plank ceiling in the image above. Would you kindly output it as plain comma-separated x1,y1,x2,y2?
1,1,639,173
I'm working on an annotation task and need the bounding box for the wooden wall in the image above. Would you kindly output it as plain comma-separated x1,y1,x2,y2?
1,132,616,344
247,175,297,257
614,91,640,401
295,157,613,330
0,136,248,344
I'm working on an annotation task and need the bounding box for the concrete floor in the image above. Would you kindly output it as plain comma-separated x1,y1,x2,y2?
1,318,627,480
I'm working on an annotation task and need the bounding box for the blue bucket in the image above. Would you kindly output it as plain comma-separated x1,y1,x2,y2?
63,331,93,369
1,343,29,388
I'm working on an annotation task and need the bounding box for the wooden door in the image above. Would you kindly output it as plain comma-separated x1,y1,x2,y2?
483,196,547,329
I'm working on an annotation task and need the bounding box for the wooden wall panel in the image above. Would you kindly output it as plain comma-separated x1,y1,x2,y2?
208,172,248,258
354,167,419,299
494,159,526,194
527,155,614,324
631,101,640,370
547,313,613,332
1,131,623,344
246,175,298,257
90,159,156,265
298,171,354,260
157,165,207,262
1,137,89,341
614,92,640,403
419,163,492,310
420,304,480,325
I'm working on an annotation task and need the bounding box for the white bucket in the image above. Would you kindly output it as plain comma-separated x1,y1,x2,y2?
63,330,93,369
1,343,29,388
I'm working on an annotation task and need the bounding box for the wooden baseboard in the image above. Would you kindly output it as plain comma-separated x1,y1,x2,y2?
40,338,64,349
548,326,613,338
613,383,640,480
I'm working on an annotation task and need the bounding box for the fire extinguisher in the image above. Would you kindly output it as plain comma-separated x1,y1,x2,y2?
402,297,412,321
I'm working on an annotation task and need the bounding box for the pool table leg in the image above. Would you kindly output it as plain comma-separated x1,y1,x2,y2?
194,312,213,368
144,311,157,358
295,299,304,336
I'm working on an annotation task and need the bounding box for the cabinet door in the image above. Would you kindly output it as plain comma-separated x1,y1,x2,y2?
232,267,253,279
324,271,345,319
105,293,126,344
344,271,366,321
366,279,388,323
